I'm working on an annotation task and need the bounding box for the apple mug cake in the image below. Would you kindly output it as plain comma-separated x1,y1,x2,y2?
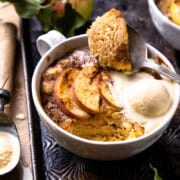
40,9,175,141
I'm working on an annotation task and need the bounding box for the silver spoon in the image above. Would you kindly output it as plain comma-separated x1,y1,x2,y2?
128,26,180,83
0,23,21,175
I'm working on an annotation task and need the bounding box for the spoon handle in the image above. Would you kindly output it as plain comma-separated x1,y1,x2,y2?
0,23,17,93
143,60,180,83
0,23,17,112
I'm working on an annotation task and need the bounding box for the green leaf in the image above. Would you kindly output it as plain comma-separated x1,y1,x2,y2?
37,4,53,32
8,0,43,18
38,3,86,37
69,0,94,21
0,0,92,36
150,163,163,180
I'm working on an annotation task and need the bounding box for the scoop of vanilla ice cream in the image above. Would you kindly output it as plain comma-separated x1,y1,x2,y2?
127,79,172,117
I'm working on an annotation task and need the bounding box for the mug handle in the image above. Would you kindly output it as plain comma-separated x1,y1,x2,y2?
36,30,66,56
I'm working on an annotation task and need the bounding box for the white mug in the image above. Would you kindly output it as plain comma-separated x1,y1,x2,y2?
32,31,180,160
37,30,66,56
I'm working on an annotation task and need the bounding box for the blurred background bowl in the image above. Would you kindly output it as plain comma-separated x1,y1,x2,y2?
148,0,180,50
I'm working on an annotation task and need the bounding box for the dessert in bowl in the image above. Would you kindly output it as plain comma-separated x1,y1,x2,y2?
148,0,180,50
32,9,180,160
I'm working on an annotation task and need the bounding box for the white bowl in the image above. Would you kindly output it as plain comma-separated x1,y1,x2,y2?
32,33,180,160
148,0,180,50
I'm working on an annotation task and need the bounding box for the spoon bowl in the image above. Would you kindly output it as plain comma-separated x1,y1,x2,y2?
128,26,180,83
0,113,21,175
0,112,20,138
0,90,21,175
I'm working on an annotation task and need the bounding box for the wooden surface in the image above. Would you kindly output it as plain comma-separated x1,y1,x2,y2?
0,5,33,180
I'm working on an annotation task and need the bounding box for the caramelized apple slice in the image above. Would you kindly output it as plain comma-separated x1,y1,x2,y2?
53,68,90,120
98,71,120,108
72,66,100,113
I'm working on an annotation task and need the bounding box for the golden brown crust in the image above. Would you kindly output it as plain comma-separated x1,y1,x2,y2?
87,8,132,71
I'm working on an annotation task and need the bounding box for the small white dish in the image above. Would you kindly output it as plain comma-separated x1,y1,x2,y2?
0,131,20,175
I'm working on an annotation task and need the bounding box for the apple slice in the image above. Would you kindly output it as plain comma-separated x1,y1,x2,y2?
98,71,120,108
53,68,90,120
72,66,100,113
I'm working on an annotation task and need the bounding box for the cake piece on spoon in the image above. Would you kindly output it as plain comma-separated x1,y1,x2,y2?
87,8,132,71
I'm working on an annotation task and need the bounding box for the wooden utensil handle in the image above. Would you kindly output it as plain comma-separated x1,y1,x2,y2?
0,23,17,93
